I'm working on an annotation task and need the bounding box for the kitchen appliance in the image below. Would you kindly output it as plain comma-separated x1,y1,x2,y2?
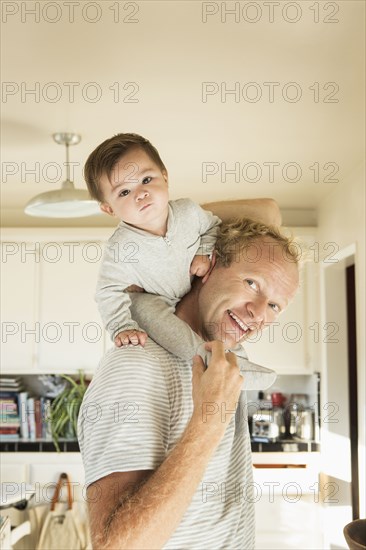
284,403,315,440
289,393,309,408
295,408,315,440
252,409,285,441
249,373,320,444
271,392,286,408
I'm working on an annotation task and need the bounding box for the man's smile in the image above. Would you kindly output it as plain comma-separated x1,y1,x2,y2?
227,309,254,336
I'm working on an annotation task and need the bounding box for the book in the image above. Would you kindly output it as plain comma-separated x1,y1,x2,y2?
0,436,20,441
18,392,29,439
0,427,19,433
0,377,23,392
0,391,20,436
34,399,42,439
27,397,36,440
0,392,19,400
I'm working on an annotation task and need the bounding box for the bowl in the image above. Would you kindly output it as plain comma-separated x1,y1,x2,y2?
344,519,366,550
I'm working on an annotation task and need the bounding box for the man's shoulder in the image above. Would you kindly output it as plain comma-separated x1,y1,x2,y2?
78,341,180,486
87,340,180,398
107,338,171,360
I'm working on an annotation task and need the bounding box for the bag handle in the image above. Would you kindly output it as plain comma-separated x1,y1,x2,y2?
50,472,73,511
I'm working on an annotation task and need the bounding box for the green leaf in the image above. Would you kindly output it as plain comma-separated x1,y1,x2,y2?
49,370,88,450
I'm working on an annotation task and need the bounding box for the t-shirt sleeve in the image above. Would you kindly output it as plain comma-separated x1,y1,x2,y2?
184,200,221,256
96,237,140,338
78,345,171,487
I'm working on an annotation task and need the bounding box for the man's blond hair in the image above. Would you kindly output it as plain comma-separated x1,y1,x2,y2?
215,218,301,267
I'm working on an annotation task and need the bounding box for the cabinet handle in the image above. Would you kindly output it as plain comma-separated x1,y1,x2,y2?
253,464,307,469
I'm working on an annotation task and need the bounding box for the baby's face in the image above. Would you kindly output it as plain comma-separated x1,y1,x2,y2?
99,147,169,235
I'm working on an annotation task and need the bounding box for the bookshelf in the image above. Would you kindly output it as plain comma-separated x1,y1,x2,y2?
0,374,89,453
0,439,80,453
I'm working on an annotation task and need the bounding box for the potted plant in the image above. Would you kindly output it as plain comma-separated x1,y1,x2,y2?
49,371,88,452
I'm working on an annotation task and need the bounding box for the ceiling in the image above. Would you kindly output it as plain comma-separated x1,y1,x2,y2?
1,0,365,227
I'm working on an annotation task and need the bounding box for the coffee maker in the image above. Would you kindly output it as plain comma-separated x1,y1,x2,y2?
252,408,285,441
251,392,286,441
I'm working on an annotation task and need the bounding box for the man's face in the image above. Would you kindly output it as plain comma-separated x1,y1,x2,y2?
197,237,299,349
99,147,169,232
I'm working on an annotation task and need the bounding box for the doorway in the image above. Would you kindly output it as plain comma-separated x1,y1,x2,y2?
346,264,359,520
320,246,358,548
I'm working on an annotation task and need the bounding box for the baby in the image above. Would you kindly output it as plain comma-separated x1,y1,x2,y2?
84,133,221,347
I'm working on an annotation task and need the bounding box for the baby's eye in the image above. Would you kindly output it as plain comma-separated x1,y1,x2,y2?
119,189,130,197
269,303,280,313
142,176,152,184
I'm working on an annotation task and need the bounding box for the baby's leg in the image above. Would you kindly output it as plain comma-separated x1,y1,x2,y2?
129,293,203,360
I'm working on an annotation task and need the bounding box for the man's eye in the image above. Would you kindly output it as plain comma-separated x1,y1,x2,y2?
269,303,280,313
142,177,152,184
119,189,130,197
246,279,257,289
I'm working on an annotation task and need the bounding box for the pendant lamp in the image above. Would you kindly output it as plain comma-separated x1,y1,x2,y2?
24,133,100,218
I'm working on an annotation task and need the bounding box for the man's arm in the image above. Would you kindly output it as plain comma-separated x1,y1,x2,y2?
201,198,282,227
86,342,243,550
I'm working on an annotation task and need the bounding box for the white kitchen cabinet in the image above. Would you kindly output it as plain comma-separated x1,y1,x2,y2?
252,452,321,495
0,453,86,550
37,241,104,372
0,452,84,488
1,229,112,374
245,230,320,375
255,494,324,549
252,452,324,549
0,241,38,372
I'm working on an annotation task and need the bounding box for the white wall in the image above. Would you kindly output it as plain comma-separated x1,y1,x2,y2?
317,160,365,520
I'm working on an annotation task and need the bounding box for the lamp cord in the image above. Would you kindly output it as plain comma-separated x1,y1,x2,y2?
65,141,70,181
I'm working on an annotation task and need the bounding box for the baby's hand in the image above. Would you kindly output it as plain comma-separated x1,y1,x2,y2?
126,284,145,293
114,329,147,347
190,255,211,277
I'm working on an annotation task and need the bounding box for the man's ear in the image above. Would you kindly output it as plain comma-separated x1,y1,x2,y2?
100,202,115,217
162,170,169,185
202,252,217,284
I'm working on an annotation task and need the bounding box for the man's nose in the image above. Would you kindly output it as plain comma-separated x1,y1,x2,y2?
247,300,266,326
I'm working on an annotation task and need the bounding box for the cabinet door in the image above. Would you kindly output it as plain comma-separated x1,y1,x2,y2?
245,262,311,374
255,495,323,549
37,241,104,372
0,242,37,372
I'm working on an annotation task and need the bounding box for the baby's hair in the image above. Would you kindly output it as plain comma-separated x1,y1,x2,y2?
84,133,167,202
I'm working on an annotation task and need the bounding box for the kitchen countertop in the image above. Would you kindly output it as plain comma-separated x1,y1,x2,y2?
0,438,320,453
250,439,320,452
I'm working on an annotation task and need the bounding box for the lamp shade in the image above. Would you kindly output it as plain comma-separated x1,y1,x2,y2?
24,180,100,218
24,132,100,219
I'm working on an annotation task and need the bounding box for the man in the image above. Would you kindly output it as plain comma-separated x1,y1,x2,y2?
78,217,299,549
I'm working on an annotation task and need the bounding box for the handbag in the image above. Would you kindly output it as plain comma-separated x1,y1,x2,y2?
36,472,91,550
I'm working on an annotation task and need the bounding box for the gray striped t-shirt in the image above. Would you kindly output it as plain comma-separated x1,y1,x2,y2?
78,340,255,549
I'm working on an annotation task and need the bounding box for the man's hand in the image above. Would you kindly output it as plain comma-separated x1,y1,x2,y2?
201,198,282,227
191,341,243,435
114,329,148,347
190,255,211,277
